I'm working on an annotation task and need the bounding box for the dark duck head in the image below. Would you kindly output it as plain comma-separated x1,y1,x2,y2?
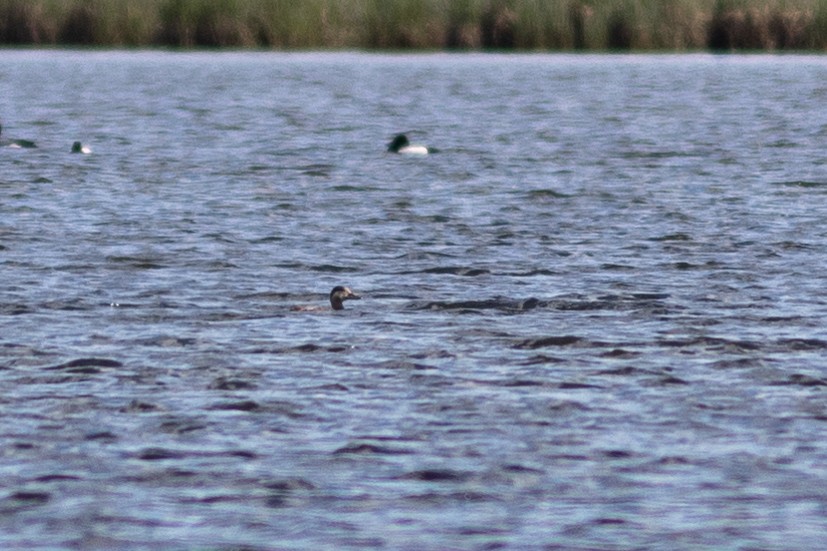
329,286,361,310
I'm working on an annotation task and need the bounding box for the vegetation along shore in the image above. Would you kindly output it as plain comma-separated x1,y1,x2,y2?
2,0,827,50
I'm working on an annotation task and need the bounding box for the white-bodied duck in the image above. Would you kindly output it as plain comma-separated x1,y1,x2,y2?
71,141,91,154
387,134,429,155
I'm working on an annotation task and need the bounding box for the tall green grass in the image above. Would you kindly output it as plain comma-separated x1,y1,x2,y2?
2,0,827,50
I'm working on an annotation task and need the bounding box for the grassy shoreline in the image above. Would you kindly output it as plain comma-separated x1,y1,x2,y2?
2,0,827,51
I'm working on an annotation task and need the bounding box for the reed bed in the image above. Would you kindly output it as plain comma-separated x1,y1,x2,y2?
2,0,827,50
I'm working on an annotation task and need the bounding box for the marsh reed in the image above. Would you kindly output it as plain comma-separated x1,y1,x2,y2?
2,0,826,50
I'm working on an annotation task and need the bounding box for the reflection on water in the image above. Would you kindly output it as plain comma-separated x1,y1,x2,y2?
2,51,827,549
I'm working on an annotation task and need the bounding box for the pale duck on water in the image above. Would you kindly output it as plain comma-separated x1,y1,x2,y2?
0,122,37,149
387,134,429,155
71,141,92,154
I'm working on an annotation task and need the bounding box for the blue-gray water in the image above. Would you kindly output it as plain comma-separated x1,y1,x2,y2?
2,51,827,550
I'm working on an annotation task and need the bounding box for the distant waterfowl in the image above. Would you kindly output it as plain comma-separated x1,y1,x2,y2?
291,286,361,312
0,123,37,149
387,134,429,155
71,141,91,154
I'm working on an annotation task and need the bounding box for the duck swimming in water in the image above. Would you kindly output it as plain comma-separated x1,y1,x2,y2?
292,286,361,312
0,122,37,149
387,134,429,155
71,141,91,154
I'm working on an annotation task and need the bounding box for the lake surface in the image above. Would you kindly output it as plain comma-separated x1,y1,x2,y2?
2,50,827,550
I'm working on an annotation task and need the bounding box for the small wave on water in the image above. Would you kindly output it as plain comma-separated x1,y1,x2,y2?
770,179,827,189
409,291,673,314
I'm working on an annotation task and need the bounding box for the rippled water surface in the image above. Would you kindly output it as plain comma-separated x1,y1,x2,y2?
3,51,827,550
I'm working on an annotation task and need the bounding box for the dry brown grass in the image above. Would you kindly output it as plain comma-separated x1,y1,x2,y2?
1,0,826,50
